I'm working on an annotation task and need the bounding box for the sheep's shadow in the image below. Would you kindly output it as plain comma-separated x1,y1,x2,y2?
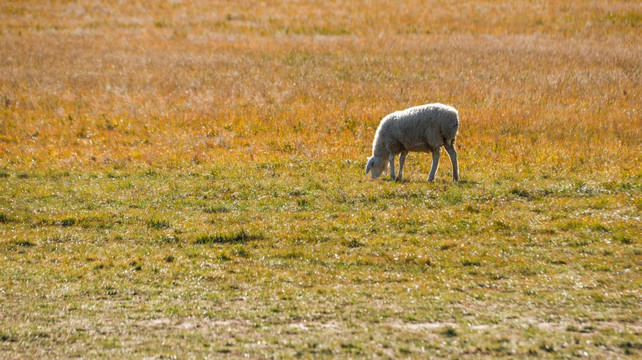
382,178,479,186
382,178,410,183
452,179,479,186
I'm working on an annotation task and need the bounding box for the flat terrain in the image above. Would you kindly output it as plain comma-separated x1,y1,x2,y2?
1,0,640,358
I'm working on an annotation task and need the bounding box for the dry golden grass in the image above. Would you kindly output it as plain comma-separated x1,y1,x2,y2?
0,0,641,358
1,0,640,171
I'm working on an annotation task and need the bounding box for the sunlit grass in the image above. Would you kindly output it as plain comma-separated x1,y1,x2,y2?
1,0,640,358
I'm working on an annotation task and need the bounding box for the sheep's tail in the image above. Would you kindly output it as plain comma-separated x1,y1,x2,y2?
445,111,459,142
452,113,460,146
452,108,460,129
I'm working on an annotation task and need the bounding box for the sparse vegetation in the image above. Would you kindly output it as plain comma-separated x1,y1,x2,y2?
0,0,640,358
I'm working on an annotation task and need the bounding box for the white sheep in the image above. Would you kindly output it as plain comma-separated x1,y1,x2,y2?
365,103,460,182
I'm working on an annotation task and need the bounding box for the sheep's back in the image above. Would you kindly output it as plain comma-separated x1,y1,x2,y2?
390,104,459,149
372,103,459,155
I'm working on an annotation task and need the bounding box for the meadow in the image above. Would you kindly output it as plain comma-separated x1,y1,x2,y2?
1,0,640,358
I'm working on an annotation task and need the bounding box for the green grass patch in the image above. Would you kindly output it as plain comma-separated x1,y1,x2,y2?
194,230,264,245
147,218,171,229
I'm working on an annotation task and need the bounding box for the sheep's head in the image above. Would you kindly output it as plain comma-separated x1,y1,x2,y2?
365,156,387,179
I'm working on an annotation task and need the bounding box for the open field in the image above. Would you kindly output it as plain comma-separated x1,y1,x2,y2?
1,0,641,358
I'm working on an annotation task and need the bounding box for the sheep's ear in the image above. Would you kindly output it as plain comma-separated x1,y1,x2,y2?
365,158,373,174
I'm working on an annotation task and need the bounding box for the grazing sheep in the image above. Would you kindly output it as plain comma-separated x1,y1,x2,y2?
365,103,459,182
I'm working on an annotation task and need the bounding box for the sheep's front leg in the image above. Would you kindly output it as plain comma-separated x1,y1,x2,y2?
428,149,440,182
388,153,396,180
397,151,408,181
445,142,459,181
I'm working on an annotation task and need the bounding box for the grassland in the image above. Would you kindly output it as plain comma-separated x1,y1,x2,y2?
1,0,641,358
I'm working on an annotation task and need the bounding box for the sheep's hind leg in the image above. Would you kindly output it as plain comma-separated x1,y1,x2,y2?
428,149,441,182
445,142,459,181
388,153,396,180
397,151,408,181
